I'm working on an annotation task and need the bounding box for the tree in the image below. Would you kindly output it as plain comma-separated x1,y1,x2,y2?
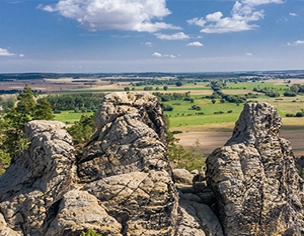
66,114,95,146
163,104,174,111
16,84,36,115
2,85,37,156
211,99,216,104
2,96,15,111
33,99,54,120
124,87,130,92
0,85,54,175
163,85,168,91
290,84,300,94
2,107,30,156
175,81,183,87
0,118,11,175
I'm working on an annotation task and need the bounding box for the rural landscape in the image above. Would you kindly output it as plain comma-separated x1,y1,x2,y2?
2,71,304,163
2,0,304,234
2,71,304,235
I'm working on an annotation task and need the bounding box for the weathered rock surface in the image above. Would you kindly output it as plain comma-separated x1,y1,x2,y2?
0,92,220,235
0,120,76,235
207,102,304,235
173,168,195,185
77,92,179,235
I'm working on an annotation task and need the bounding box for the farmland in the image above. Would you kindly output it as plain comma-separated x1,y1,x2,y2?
2,71,304,157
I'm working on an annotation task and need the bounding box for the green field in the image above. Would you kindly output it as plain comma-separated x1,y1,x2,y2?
54,110,93,124
51,79,304,132
224,81,288,90
163,94,304,131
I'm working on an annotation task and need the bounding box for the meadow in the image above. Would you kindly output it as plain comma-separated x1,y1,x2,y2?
46,77,304,157
54,110,93,124
51,80,304,128
53,79,304,131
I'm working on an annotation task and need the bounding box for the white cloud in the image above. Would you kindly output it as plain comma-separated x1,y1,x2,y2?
152,52,176,58
152,52,162,57
287,40,304,46
206,12,223,22
187,17,206,27
242,0,283,6
168,55,176,58
295,40,304,45
37,4,56,12
186,42,204,47
246,52,253,56
188,0,282,33
289,12,297,17
0,48,15,56
155,32,189,40
39,0,180,33
145,42,153,47
19,54,25,57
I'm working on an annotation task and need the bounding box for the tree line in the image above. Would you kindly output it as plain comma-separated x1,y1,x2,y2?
39,93,105,112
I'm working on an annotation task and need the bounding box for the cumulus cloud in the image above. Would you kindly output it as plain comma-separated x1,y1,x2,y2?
38,0,180,33
0,48,15,56
155,32,189,40
188,0,283,33
289,12,297,17
206,12,223,22
152,52,176,58
186,42,203,47
287,40,304,46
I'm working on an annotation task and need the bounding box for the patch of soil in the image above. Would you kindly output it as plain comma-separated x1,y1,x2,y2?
175,130,304,157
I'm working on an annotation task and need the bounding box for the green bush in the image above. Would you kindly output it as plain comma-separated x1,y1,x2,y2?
80,228,102,236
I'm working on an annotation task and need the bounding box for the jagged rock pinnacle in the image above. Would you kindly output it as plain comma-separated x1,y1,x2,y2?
207,102,304,235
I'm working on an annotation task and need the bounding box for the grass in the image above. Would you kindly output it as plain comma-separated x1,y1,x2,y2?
164,98,243,128
59,89,122,93
165,92,304,131
54,110,94,124
225,82,288,90
52,79,304,132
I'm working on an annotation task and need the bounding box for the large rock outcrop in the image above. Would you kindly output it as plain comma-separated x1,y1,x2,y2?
0,121,76,235
206,102,304,235
0,92,220,235
6,95,301,236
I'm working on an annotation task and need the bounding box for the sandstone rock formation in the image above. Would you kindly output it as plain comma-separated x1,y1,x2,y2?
207,102,304,235
0,92,220,236
4,95,300,236
0,120,76,235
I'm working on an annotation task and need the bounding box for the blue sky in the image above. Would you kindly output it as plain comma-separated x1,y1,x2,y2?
0,0,303,73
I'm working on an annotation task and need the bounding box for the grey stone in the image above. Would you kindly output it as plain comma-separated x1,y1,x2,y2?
173,168,194,185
